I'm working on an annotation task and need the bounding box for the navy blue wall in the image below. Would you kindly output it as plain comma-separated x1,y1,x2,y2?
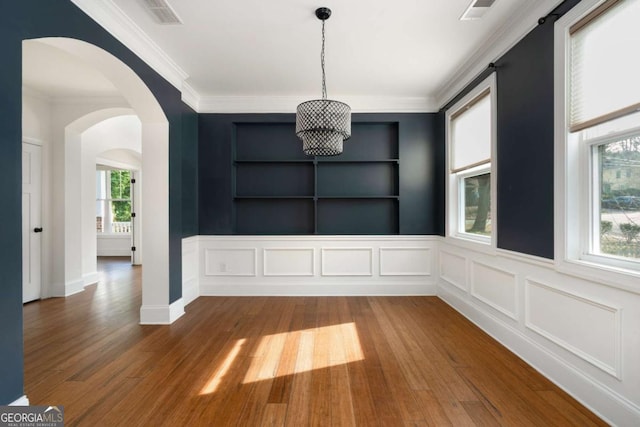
0,0,198,403
442,0,580,259
494,23,556,258
198,113,442,236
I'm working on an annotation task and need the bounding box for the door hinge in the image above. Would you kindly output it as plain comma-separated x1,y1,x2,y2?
131,246,136,251
131,212,136,218
131,178,136,184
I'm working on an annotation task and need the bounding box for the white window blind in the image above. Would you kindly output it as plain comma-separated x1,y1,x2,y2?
450,91,491,172
570,0,640,132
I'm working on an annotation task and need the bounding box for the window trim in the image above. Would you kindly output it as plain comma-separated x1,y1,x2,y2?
445,73,497,249
554,0,640,291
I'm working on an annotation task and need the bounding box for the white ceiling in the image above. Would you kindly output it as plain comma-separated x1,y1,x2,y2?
114,0,521,98
49,0,561,111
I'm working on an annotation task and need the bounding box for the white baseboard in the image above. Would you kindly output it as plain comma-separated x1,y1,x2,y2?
139,298,185,325
65,278,85,296
50,279,85,297
182,279,199,306
200,282,436,296
83,271,99,286
437,284,639,427
97,249,131,257
9,395,29,406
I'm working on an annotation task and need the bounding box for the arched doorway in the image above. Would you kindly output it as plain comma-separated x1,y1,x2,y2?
22,38,180,324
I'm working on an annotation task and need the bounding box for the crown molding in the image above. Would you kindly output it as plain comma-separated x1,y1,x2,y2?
197,95,437,114
69,0,188,91
435,0,563,109
181,81,200,112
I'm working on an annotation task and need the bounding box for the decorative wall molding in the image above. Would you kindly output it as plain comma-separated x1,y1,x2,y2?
321,248,373,277
470,261,518,321
190,236,437,297
204,248,257,277
525,279,622,379
379,247,432,276
181,81,199,112
439,250,468,292
263,248,315,277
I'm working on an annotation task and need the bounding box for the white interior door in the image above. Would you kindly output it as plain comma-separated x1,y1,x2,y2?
22,142,42,303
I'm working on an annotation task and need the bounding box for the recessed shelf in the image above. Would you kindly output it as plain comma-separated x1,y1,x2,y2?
317,196,399,199
316,159,399,163
234,160,314,163
234,196,315,199
233,121,400,235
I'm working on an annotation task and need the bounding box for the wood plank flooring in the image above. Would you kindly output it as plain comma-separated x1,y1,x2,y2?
23,257,607,426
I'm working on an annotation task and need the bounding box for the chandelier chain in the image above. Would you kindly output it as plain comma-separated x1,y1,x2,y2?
321,19,327,100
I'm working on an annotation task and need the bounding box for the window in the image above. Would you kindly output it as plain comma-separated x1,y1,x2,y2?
96,169,132,234
556,0,640,277
446,74,496,244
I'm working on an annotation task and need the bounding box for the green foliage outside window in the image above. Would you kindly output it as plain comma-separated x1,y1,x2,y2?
110,170,131,222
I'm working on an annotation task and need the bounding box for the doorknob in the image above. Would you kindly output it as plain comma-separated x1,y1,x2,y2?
33,227,43,233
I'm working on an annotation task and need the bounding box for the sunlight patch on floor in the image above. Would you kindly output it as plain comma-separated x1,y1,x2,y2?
200,338,246,395
242,322,364,384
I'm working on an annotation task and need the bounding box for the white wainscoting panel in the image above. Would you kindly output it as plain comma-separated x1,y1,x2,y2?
379,247,431,276
525,279,622,378
204,248,257,276
182,237,199,306
193,236,437,296
470,261,518,320
321,248,373,276
264,248,315,276
439,250,467,291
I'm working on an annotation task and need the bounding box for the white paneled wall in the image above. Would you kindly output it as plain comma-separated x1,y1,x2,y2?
184,236,437,297
181,237,198,305
438,241,640,426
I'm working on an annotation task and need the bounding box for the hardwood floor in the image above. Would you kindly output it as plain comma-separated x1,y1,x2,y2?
23,257,607,426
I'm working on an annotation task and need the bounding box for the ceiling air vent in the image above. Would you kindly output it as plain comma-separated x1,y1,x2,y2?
460,0,497,20
140,0,183,25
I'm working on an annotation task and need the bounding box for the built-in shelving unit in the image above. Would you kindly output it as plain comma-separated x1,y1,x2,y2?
232,122,400,234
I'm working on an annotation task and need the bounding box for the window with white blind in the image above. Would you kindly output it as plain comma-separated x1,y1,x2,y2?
569,0,640,132
446,74,496,244
556,0,640,280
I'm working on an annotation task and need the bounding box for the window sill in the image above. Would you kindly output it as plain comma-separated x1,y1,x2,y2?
97,233,131,238
555,257,640,296
444,234,495,255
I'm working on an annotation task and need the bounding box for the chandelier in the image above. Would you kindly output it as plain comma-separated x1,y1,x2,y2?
296,7,351,156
